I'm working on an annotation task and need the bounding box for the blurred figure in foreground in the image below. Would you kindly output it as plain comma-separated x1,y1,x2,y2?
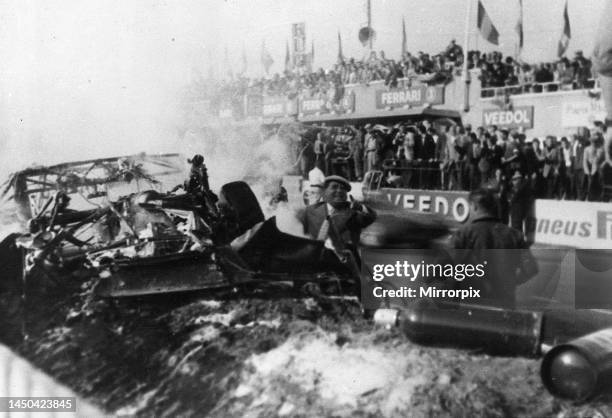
453,189,537,309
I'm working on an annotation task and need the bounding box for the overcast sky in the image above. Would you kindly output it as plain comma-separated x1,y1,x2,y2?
0,0,606,172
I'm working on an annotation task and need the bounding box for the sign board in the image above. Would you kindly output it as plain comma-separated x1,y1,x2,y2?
246,95,263,117
533,200,612,249
561,97,606,128
291,23,306,56
375,85,445,109
367,188,471,224
299,91,355,116
482,106,534,129
262,96,297,118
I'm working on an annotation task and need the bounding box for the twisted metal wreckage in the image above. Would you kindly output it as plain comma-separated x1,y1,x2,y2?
0,153,611,406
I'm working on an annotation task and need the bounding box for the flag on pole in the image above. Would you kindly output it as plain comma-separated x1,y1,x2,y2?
337,31,344,63
557,0,571,57
261,40,274,74
477,0,499,45
401,17,407,56
516,0,524,52
311,40,315,65
284,41,291,72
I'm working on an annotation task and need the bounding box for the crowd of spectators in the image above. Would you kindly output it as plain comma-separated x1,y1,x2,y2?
475,50,595,96
201,39,466,105
297,120,612,208
198,37,598,107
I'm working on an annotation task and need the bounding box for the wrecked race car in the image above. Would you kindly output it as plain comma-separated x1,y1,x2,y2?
2,154,429,307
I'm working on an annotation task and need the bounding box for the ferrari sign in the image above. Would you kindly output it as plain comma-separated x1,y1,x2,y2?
375,85,445,109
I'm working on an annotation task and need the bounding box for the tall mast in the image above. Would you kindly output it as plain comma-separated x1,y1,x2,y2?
462,0,473,112
367,0,372,51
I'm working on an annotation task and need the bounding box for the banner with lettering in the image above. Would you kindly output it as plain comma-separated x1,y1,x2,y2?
375,85,445,109
561,97,606,128
482,106,534,129
299,91,355,115
262,96,298,118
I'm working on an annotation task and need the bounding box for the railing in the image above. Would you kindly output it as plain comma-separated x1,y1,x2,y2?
480,79,599,98
364,158,612,202
381,159,457,190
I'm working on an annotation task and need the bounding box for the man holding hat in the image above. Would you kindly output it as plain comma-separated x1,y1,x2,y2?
301,175,376,247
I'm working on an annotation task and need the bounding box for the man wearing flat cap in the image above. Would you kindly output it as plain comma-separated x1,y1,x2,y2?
301,175,376,247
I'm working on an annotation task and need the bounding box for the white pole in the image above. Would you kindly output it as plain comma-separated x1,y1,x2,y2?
462,0,473,112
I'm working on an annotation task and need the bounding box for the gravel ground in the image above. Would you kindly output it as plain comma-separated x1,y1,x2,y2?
1,276,611,418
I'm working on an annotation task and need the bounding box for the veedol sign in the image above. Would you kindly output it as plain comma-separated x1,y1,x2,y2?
379,189,471,223
482,106,534,129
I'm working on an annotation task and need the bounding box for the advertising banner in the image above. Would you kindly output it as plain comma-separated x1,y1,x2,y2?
262,96,297,118
368,189,471,223
561,97,606,128
482,106,534,129
375,85,444,109
533,200,612,249
246,95,263,118
299,91,355,115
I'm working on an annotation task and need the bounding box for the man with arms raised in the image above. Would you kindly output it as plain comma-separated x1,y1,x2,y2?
302,175,376,249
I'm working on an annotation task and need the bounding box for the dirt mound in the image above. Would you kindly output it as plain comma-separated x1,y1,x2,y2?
0,283,607,417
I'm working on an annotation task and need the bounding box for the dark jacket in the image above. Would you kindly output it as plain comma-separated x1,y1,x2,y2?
453,214,534,308
302,201,376,245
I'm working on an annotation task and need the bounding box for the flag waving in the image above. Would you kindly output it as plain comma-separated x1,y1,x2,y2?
401,17,407,56
558,0,571,57
477,0,499,45
337,31,344,63
261,40,274,74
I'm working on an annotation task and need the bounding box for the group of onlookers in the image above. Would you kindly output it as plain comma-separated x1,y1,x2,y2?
478,50,595,95
297,120,612,205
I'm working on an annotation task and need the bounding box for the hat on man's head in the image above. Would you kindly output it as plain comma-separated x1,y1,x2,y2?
364,124,372,130
188,154,204,166
511,171,523,180
324,175,351,191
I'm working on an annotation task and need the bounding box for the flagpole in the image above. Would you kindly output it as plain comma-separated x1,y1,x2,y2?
367,0,372,52
462,0,473,112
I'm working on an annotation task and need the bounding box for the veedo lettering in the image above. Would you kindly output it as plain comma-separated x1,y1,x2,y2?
386,192,470,223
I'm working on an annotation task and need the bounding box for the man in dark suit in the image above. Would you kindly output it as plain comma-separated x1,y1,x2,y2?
453,188,537,309
301,175,376,247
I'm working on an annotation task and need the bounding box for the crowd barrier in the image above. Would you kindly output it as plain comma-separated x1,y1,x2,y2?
480,79,598,98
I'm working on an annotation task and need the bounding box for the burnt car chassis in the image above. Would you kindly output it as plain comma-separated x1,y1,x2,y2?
4,183,361,300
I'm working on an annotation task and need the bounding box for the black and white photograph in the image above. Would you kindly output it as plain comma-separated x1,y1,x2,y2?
1,0,612,416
